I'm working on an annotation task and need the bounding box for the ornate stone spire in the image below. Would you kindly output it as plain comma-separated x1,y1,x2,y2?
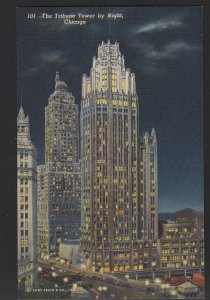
55,71,60,85
18,105,25,119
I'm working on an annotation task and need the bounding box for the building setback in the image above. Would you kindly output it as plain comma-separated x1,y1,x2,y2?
140,130,158,240
38,72,81,257
17,106,37,290
80,41,142,272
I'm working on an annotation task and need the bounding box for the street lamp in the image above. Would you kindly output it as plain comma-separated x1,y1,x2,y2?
162,275,168,296
145,279,150,295
151,261,156,280
154,278,161,285
38,266,42,272
63,277,69,283
52,272,57,278
183,259,188,277
98,286,107,299
170,289,177,297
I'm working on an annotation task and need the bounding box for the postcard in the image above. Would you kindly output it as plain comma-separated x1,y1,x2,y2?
17,6,204,299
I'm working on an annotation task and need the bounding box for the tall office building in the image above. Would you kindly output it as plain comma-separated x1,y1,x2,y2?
80,41,140,272
38,72,81,256
140,129,158,240
17,106,37,290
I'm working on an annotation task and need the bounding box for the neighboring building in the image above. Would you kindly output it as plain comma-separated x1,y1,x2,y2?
158,208,205,270
158,237,204,269
37,165,49,256
176,208,204,229
140,130,158,240
39,72,81,256
17,106,38,290
59,239,80,265
162,222,194,239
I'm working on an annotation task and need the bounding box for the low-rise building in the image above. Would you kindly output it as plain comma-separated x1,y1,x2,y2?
177,282,199,299
158,209,204,270
158,237,204,268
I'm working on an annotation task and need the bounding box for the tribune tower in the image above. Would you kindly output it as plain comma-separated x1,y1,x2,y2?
80,41,140,272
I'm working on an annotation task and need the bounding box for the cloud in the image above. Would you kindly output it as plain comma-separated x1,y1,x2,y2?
135,15,184,35
135,41,199,60
21,66,42,76
39,50,66,64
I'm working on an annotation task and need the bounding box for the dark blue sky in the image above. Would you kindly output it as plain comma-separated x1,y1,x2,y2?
17,6,203,212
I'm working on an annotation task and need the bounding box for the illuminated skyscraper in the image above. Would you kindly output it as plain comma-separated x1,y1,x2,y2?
140,129,158,240
38,72,81,256
17,106,37,290
80,41,140,272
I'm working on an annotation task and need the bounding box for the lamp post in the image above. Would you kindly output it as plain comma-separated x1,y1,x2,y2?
125,274,129,280
183,259,187,277
38,266,42,272
145,279,150,295
63,277,69,284
154,278,161,285
98,286,107,299
151,261,156,280
164,275,167,296
168,262,175,278
52,271,57,278
170,289,177,298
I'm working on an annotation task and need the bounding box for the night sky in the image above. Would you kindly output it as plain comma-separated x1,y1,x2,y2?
17,6,203,212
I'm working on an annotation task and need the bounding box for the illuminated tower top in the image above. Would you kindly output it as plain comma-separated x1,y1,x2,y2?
82,40,137,100
48,71,75,105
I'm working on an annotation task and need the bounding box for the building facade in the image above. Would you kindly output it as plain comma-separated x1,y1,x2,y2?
140,130,158,240
80,41,140,272
17,106,37,290
158,219,204,269
38,72,81,256
37,165,49,256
